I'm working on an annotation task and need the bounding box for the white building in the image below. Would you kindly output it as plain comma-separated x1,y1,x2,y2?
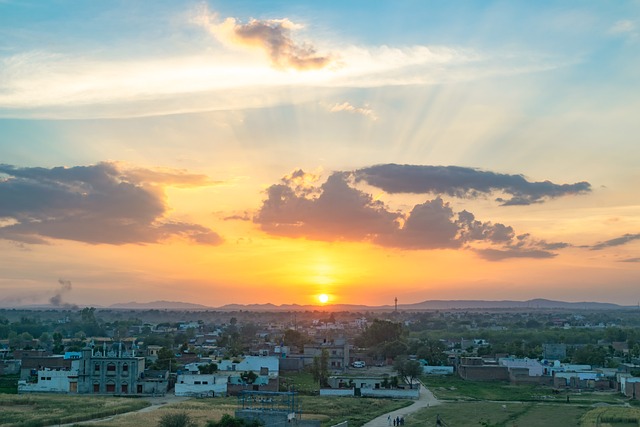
175,374,227,397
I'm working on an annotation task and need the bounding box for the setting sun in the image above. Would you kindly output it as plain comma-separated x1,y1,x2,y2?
318,294,329,304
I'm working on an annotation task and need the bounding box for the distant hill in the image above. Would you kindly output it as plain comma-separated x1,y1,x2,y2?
215,298,626,311
6,298,619,312
108,300,210,310
397,298,624,310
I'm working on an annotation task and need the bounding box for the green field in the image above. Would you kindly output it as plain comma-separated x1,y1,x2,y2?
0,394,149,427
0,375,18,394
423,375,628,405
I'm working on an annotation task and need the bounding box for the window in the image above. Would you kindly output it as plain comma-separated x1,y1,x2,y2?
122,363,129,373
121,384,128,393
106,383,115,393
107,363,116,374
94,364,100,372
93,383,100,393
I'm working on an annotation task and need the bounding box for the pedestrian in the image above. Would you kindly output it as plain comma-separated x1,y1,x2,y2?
387,415,391,426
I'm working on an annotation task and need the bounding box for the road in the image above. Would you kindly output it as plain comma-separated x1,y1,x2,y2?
361,382,441,427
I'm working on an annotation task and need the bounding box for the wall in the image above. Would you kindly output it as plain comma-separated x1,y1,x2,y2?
361,388,420,399
458,365,509,381
320,389,354,397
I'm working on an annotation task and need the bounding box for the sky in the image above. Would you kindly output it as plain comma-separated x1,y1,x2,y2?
1,0,639,308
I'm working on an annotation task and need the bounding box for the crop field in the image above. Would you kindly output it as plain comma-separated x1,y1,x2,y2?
0,394,149,427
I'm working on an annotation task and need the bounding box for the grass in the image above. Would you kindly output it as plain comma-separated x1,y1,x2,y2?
85,395,411,427
279,371,320,395
0,374,19,394
405,401,588,427
422,375,629,405
580,406,640,426
299,395,412,427
0,394,150,427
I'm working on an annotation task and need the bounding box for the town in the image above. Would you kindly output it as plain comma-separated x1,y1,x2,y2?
3,305,640,426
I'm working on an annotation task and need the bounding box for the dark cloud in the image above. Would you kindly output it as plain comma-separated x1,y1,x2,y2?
591,233,640,250
255,172,399,241
355,164,591,206
0,163,223,246
255,169,566,260
231,18,332,70
475,248,557,261
621,258,640,263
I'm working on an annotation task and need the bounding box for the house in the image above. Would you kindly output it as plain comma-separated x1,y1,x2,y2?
19,345,169,396
217,356,280,395
175,373,227,397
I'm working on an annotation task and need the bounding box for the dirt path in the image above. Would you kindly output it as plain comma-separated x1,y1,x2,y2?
51,395,190,426
362,382,441,427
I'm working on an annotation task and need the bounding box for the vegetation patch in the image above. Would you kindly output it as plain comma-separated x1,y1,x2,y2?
0,394,149,426
580,406,640,426
406,401,588,427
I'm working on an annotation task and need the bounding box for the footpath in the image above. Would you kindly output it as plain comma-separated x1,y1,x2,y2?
361,382,441,427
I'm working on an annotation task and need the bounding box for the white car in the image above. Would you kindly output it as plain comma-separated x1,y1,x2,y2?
352,361,366,368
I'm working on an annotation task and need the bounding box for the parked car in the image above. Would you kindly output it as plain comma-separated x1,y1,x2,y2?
351,361,366,368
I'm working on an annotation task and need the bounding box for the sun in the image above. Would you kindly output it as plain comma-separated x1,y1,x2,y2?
318,294,329,304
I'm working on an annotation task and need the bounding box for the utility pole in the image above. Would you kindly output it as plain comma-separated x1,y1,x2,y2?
395,297,398,312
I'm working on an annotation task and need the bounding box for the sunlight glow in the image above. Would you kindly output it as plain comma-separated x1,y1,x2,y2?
318,294,329,304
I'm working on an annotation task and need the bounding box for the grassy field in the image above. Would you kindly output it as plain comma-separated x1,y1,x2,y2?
279,371,320,395
0,375,18,394
423,375,628,405
0,394,149,427
404,401,589,427
81,395,411,427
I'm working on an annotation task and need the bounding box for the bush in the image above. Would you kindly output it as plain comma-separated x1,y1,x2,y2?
158,411,197,427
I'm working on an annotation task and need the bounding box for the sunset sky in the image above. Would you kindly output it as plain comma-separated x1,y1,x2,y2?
1,1,639,308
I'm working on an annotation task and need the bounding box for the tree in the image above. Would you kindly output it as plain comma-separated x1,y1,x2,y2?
311,348,329,387
157,412,196,427
394,357,422,389
198,363,218,374
240,371,258,384
283,329,307,352
153,347,177,372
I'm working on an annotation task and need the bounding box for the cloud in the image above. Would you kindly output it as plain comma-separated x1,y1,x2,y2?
609,20,638,40
255,167,567,259
475,248,557,261
591,233,640,250
620,257,640,263
355,164,591,205
254,171,400,241
328,102,378,120
0,7,569,119
196,9,332,70
0,162,223,246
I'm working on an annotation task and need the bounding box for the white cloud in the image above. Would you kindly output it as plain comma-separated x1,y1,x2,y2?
328,102,378,120
0,9,568,119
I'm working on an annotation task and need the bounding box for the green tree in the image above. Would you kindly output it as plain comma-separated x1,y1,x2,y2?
311,348,329,387
240,371,258,384
157,412,196,427
153,347,177,372
394,357,422,389
283,329,307,352
198,363,218,374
